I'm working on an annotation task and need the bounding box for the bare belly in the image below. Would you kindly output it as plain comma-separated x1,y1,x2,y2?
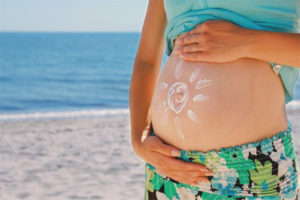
150,44,289,152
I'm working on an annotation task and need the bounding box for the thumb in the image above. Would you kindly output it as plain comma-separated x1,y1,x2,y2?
155,143,182,157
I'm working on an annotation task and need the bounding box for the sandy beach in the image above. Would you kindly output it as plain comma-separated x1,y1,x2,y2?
0,106,299,200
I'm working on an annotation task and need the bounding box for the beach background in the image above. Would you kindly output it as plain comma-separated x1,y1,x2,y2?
0,32,300,200
1,1,300,199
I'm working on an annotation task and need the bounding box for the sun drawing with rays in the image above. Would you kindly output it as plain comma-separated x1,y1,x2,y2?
157,59,214,140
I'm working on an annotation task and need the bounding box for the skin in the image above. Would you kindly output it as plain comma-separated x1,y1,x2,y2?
129,0,211,186
174,20,300,67
129,0,300,186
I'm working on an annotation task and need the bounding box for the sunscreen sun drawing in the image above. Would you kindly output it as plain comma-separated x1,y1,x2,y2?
157,59,214,140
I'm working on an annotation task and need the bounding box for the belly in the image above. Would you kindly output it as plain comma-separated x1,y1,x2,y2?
150,49,288,151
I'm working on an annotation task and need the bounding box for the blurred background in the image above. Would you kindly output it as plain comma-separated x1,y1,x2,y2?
0,0,162,117
0,0,299,199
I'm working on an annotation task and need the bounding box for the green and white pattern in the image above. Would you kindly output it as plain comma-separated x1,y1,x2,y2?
145,121,299,200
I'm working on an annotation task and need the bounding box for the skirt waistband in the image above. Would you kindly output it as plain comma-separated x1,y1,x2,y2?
146,121,299,198
150,121,294,165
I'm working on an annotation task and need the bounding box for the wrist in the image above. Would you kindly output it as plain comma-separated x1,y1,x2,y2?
240,28,265,59
247,30,271,59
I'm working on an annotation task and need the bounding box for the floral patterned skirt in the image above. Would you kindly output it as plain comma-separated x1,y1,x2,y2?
145,121,299,200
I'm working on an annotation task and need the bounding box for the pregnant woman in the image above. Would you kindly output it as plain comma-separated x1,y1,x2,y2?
129,0,300,199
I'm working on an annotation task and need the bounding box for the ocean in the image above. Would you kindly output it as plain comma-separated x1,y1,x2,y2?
0,32,299,120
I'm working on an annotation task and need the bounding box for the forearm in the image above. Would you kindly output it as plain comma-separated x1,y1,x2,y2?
246,29,300,68
129,58,160,155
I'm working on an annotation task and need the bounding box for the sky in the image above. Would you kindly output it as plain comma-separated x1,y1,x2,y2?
0,0,149,32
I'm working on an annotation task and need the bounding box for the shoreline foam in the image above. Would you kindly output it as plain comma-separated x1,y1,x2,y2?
0,108,129,122
0,100,299,122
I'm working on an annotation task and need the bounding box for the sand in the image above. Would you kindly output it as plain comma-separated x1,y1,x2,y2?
0,108,299,200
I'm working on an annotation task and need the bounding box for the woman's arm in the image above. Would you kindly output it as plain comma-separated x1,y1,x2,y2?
129,0,167,154
245,30,300,68
173,20,300,68
129,0,212,186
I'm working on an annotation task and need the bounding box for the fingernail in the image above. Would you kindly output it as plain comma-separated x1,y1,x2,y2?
197,180,209,185
202,168,211,172
171,149,181,156
205,172,214,176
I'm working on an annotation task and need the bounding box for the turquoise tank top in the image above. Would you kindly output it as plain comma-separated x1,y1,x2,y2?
163,0,300,104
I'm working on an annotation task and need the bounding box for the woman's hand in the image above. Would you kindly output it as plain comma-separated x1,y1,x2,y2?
173,19,256,63
135,135,213,186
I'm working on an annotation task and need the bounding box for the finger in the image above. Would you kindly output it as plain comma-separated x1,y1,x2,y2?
181,43,203,53
166,168,214,177
175,33,201,46
192,177,210,186
151,142,182,157
166,174,210,186
189,23,202,34
157,168,212,186
196,177,210,185
170,175,199,186
178,31,192,39
155,167,212,186
176,32,188,40
179,51,210,62
181,34,202,45
174,32,189,46
161,156,212,172
174,35,185,46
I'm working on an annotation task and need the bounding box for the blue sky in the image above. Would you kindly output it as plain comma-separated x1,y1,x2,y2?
0,0,148,32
